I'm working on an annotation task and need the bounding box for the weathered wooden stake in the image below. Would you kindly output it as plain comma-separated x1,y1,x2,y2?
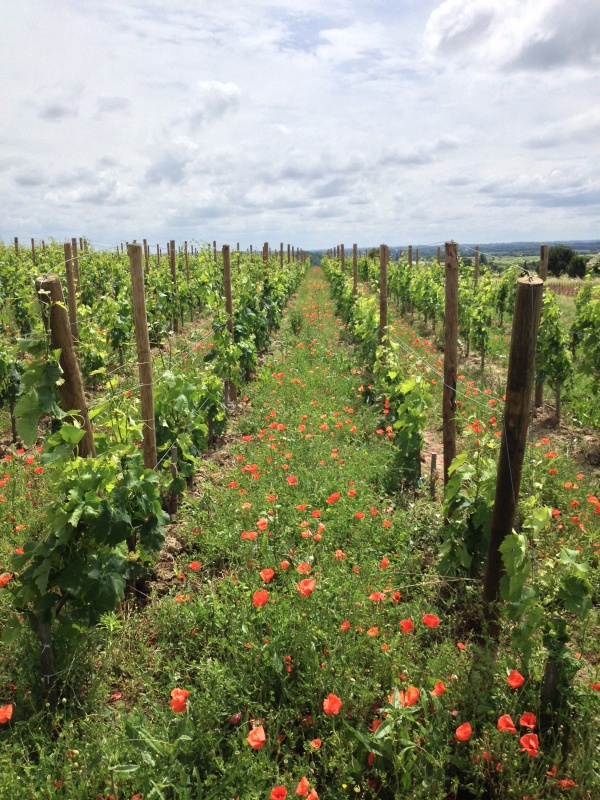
169,239,179,334
353,243,358,297
280,242,284,269
408,245,413,270
415,248,419,265
63,243,79,342
341,244,345,272
474,246,480,287
35,275,95,457
443,242,459,488
482,275,544,609
128,244,157,470
223,245,237,402
379,244,388,363
31,238,36,265
263,242,269,267
437,246,441,265
14,236,19,255
213,240,217,263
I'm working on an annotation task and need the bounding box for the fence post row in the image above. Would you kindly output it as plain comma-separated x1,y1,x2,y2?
222,244,237,403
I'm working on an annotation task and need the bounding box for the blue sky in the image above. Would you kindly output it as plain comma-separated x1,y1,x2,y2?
1,0,599,249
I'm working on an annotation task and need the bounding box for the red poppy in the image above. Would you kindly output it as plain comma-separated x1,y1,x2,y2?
340,620,350,631
259,568,275,583
0,704,13,724
241,530,258,540
280,560,290,570
287,475,298,485
519,712,536,729
367,627,378,637
422,613,440,628
296,579,316,597
369,591,386,602
310,738,322,749
296,562,312,574
0,573,12,588
380,557,389,569
455,722,472,741
399,686,420,707
399,618,414,633
169,688,189,713
507,669,525,689
296,776,309,796
519,733,539,757
270,788,286,800
334,549,346,560
307,792,318,800
326,492,341,504
257,518,268,531
247,724,266,749
189,561,201,571
355,511,365,520
431,681,446,696
322,693,342,714
497,714,517,734
252,589,269,607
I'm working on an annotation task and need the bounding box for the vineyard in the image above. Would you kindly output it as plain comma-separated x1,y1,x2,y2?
0,238,599,799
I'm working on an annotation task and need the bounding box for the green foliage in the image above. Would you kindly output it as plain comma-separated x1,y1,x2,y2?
536,290,573,389
548,245,587,278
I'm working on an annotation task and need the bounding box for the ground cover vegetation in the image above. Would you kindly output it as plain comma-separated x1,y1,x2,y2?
0,241,598,799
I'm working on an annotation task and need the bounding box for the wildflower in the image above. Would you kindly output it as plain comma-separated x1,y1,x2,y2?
247,725,266,750
380,557,389,569
0,704,13,724
169,688,189,713
326,492,341,504
189,561,201,571
497,714,517,734
367,627,378,637
257,518,268,531
287,475,298,485
252,589,269,607
310,738,322,749
280,560,290,570
519,733,539,757
0,573,13,588
241,530,258,540
431,681,446,696
296,579,316,597
422,613,440,628
296,776,310,796
340,620,351,631
519,712,536,729
271,789,287,800
507,669,525,689
400,618,414,633
399,686,420,707
334,549,346,560
296,562,312,574
260,568,275,583
369,591,386,602
455,722,472,741
322,693,342,715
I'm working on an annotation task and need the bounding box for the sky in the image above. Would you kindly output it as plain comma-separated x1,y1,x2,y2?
1,0,599,250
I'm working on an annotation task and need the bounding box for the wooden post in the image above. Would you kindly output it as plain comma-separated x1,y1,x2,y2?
415,248,419,265
42,240,46,253
79,237,83,252
353,243,358,297
14,237,19,255
263,242,269,267
31,238,36,265
35,275,95,458
156,244,160,265
408,245,413,270
379,244,388,363
213,240,217,263
341,244,345,272
443,242,459,488
429,453,437,499
169,239,178,334
437,246,441,265
143,239,149,273
223,245,237,402
292,246,295,261
280,242,284,269
70,238,81,295
63,243,79,343
474,246,480,287
128,244,157,470
184,241,189,283
482,276,544,608
534,245,549,408
287,244,291,263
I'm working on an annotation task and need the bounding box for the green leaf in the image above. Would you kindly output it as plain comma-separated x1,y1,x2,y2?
14,390,42,445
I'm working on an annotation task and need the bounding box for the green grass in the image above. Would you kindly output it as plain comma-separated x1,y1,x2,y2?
0,267,599,799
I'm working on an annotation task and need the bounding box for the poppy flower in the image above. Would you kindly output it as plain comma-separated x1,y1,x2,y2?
296,776,310,796
399,686,420,707
247,725,266,749
169,688,189,713
287,475,298,485
189,561,201,571
270,787,287,800
296,562,312,574
497,714,517,734
257,518,268,531
0,573,12,588
340,620,350,631
380,557,389,569
326,492,340,504
252,589,269,607
241,530,258,540
334,549,346,560
307,791,318,800
400,618,414,633
422,613,440,628
0,704,13,724
369,591,386,602
519,712,536,729
355,511,365,521
455,722,472,741
431,681,446,696
507,669,525,689
260,568,275,583
296,579,316,597
322,693,342,715
367,627,378,637
310,738,322,749
519,733,539,757
280,560,290,570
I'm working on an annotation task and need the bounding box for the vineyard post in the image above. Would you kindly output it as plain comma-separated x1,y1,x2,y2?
415,248,419,265
429,452,437,499
474,246,480,286
353,243,358,297
143,239,149,273
14,236,19,256
70,238,81,294
287,244,290,263
169,239,179,334
128,243,157,470
280,242,284,269
184,241,189,283
31,238,36,265
443,241,459,488
35,275,95,458
341,244,345,272
292,246,295,262
79,237,83,252
63,242,79,343
213,240,217,263
534,245,549,408
263,242,269,267
42,240,46,254
379,244,388,364
482,275,544,612
437,246,441,265
408,245,413,270
156,244,160,265
223,244,237,402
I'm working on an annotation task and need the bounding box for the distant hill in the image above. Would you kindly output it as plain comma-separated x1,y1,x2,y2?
309,241,600,259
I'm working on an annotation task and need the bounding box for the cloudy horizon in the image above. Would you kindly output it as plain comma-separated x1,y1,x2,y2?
1,0,599,250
